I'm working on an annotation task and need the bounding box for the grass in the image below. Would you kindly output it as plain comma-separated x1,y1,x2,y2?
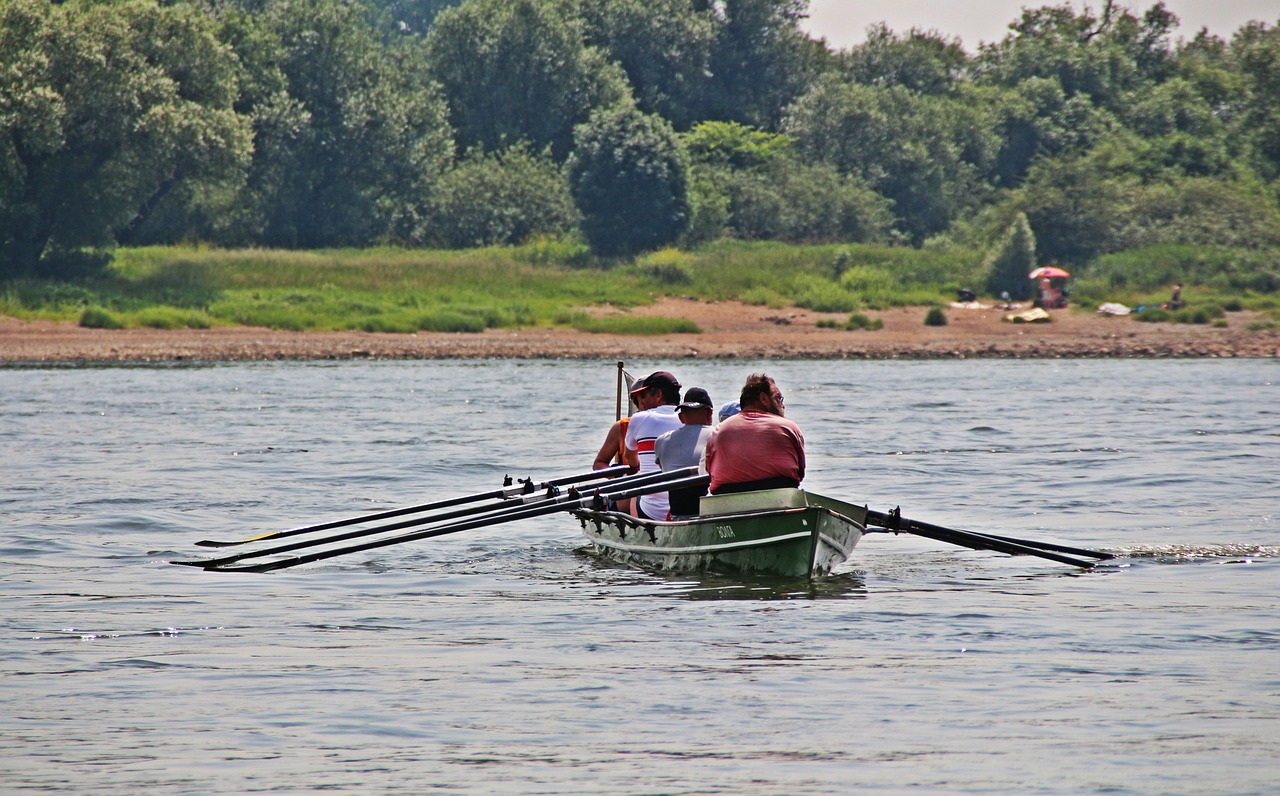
3,238,1277,332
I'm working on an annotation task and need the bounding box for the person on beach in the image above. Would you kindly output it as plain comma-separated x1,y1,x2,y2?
624,371,684,520
653,387,715,520
705,373,805,495
1169,283,1184,310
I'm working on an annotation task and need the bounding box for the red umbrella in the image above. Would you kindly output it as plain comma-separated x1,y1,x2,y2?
1029,266,1070,279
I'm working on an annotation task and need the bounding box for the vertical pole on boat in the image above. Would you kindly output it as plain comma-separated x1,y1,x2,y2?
615,360,625,421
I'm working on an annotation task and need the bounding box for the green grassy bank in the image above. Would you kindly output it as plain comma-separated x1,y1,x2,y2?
2,240,1277,333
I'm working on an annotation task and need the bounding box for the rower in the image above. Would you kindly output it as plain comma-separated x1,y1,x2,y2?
653,387,715,520
704,373,805,495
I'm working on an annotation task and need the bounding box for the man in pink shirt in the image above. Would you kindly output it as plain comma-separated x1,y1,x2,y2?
705,373,805,495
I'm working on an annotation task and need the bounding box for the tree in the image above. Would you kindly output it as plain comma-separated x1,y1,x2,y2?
359,0,459,36
787,76,994,244
0,0,251,276
425,0,629,159
577,0,715,130
254,0,454,248
567,106,689,256
419,146,579,247
1231,21,1280,179
984,212,1037,299
1006,146,1132,265
681,121,892,243
702,0,823,129
974,78,1117,187
841,24,968,95
974,2,1180,114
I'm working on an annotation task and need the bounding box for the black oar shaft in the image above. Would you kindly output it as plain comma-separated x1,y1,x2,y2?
200,468,701,573
865,509,1103,568
194,465,631,548
968,530,1113,560
177,465,663,569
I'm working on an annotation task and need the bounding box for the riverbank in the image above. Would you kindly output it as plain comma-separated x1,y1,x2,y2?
2,299,1277,362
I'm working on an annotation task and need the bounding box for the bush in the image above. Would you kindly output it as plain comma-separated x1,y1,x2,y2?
636,249,694,285
695,161,893,245
846,312,884,330
135,307,213,329
924,306,948,326
1133,307,1172,322
555,311,700,334
520,234,593,267
79,306,125,329
568,107,690,257
984,213,1036,300
421,147,580,248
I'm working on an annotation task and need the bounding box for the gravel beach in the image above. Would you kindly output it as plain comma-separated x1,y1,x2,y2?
3,299,1277,362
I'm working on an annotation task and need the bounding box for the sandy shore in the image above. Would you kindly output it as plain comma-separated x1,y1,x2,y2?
2,299,1278,362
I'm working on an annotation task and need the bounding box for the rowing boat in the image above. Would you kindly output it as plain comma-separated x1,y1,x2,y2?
572,487,867,578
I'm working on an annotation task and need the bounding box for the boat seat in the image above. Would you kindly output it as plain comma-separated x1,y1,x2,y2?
699,488,809,516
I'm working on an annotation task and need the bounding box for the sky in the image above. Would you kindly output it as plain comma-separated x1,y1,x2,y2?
802,0,1280,51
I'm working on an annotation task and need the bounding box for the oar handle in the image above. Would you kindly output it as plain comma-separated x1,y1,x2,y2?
588,473,710,505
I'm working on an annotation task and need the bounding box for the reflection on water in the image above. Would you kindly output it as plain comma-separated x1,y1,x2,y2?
571,548,869,600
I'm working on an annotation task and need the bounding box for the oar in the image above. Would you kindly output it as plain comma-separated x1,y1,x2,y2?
174,465,667,570
962,530,1113,561
193,465,631,548
870,510,1112,560
187,469,707,574
864,508,1106,568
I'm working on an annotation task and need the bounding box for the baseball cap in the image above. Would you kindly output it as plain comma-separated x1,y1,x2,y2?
677,387,712,411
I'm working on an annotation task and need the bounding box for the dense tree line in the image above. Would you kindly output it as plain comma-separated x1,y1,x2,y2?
3,0,1280,281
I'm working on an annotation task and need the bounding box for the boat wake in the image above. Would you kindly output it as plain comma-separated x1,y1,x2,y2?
1115,544,1278,563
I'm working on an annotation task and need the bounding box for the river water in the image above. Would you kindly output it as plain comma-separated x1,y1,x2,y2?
2,359,1277,794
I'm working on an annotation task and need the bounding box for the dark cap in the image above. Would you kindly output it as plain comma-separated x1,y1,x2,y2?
677,387,713,412
629,371,680,395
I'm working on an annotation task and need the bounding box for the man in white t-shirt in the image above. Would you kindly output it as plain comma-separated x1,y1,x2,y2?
624,371,683,520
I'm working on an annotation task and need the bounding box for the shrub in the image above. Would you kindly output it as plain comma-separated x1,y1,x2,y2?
79,306,125,329
521,234,593,267
135,307,212,329
637,249,694,285
984,213,1036,300
792,275,859,313
924,306,948,326
1133,307,1171,322
568,107,689,256
740,287,788,308
557,312,700,334
846,312,883,330
421,147,580,248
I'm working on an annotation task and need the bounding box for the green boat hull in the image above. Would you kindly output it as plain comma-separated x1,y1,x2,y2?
572,488,866,578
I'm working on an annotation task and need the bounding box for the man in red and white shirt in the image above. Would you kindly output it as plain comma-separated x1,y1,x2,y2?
624,371,683,520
